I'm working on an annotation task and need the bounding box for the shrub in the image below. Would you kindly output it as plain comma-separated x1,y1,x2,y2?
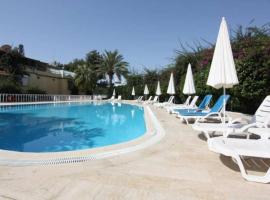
67,79,79,95
114,24,270,114
0,78,22,93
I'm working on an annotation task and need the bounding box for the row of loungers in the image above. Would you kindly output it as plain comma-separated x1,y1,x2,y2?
136,96,159,104
157,94,270,183
109,95,122,102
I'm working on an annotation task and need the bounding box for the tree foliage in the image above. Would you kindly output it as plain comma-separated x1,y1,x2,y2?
172,23,270,113
74,64,97,94
65,50,103,94
0,78,22,93
116,23,270,114
65,58,85,72
98,50,129,86
0,49,25,82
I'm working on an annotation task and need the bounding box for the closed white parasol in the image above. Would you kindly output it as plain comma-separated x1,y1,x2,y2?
144,84,149,95
156,81,162,96
167,73,175,95
183,63,196,95
132,86,135,96
207,17,239,122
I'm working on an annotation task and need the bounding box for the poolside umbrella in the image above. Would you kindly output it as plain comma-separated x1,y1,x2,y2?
112,89,116,96
131,86,135,99
207,17,239,122
167,73,175,95
155,81,161,102
131,86,135,96
183,63,196,95
144,84,149,96
156,81,162,96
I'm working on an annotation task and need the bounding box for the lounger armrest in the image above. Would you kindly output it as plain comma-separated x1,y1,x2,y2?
238,123,258,133
223,123,258,137
195,112,222,123
229,117,250,125
204,112,221,118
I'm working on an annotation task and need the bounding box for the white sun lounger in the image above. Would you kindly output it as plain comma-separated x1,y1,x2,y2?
150,96,159,104
193,96,270,139
143,96,153,104
145,96,158,104
167,96,197,113
110,96,115,100
176,95,230,124
248,128,270,140
136,96,143,102
111,95,122,103
208,137,270,183
154,96,174,107
165,95,191,109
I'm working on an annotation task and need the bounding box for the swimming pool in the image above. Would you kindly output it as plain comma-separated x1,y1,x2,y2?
0,102,146,153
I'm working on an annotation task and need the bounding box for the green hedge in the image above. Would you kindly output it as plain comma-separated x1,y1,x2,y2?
0,78,22,93
115,24,270,114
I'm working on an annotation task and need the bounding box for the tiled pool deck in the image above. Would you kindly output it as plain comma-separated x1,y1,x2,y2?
0,103,269,199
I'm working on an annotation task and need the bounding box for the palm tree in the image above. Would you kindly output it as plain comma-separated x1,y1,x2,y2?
99,50,129,86
74,64,96,94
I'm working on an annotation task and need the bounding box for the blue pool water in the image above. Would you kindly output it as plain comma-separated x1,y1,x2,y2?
0,102,146,152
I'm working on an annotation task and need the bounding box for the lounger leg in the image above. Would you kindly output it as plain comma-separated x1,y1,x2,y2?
233,154,270,183
184,118,189,125
203,131,210,140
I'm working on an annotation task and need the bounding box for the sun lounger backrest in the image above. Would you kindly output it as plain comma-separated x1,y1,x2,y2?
253,96,270,127
136,96,143,102
169,96,175,104
198,95,212,110
210,95,230,113
153,96,158,102
147,96,153,101
118,95,122,100
183,96,191,105
189,96,199,107
167,96,173,103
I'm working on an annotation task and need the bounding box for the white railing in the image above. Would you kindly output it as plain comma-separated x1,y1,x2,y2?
0,94,102,103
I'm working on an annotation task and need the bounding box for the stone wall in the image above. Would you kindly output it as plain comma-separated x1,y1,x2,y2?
23,68,70,94
0,49,73,94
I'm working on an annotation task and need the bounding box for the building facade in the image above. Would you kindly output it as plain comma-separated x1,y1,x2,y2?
0,47,75,94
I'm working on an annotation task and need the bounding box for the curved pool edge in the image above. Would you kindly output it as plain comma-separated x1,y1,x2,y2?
0,103,165,166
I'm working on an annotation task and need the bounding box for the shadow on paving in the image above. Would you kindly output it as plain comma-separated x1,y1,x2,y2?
220,155,270,174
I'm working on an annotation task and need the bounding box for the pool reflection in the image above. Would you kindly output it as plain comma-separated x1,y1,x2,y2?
0,103,145,152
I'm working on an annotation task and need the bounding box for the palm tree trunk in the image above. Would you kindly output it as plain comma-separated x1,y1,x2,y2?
109,73,113,87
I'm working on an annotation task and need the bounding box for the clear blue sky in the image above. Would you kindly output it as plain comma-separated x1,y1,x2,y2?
1,0,269,71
